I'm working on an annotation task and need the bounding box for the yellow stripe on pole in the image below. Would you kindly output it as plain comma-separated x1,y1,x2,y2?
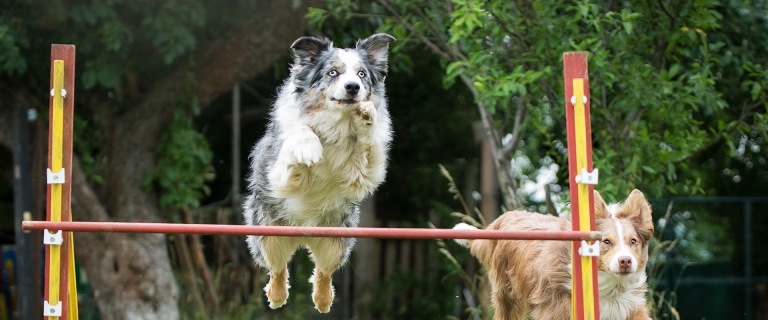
68,216,79,319
52,60,64,175
573,78,596,320
48,59,65,319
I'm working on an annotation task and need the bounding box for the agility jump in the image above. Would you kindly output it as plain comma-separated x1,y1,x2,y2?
23,44,600,320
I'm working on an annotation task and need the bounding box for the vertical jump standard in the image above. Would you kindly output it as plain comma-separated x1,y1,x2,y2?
564,52,600,320
43,44,79,320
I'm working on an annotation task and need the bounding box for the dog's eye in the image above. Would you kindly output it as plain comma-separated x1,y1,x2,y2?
328,70,338,77
357,70,366,78
630,238,637,245
603,239,611,245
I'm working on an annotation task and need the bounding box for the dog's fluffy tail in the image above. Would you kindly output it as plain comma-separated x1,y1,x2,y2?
452,223,478,247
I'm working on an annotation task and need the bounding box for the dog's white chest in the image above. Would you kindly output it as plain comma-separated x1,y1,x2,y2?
598,271,647,320
272,107,387,226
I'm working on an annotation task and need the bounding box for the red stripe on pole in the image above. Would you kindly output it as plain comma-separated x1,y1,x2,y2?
22,221,602,241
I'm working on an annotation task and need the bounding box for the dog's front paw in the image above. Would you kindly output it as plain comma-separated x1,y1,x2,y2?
287,134,323,166
354,101,376,126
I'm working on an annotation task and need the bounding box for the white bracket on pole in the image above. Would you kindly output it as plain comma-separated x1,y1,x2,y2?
47,168,65,184
570,95,588,105
575,168,598,185
50,88,67,98
578,240,600,257
43,301,62,316
43,229,63,246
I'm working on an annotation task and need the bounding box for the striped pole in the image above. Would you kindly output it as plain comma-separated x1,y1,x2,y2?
563,52,600,320
44,44,78,320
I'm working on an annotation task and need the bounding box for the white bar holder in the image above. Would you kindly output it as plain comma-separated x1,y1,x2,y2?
47,168,65,184
50,88,67,98
43,229,63,246
43,301,62,316
578,240,600,257
575,168,599,185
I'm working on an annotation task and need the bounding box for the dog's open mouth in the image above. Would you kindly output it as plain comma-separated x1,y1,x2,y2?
331,98,358,104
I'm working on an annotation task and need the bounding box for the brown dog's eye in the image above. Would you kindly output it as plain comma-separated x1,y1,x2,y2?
603,239,611,245
630,239,637,245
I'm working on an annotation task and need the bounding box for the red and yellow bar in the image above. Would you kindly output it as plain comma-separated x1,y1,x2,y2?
563,52,600,320
45,44,78,320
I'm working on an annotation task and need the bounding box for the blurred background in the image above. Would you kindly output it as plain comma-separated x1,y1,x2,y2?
1,0,767,319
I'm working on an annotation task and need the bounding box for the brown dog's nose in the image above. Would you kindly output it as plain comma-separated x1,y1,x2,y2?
619,256,633,268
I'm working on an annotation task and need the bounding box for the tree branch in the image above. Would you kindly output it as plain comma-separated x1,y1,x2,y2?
408,5,453,55
488,11,530,51
377,0,453,61
182,206,220,317
672,96,767,165
459,74,522,209
349,13,393,19
375,0,520,208
657,0,676,25
503,95,528,157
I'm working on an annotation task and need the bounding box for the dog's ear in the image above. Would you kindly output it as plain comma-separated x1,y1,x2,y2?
356,33,396,80
593,190,608,219
621,189,655,242
291,36,332,65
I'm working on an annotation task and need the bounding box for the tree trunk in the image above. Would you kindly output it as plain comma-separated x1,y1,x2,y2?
0,1,313,319
0,100,12,147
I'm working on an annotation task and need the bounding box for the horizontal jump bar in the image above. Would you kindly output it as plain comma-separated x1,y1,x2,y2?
22,221,601,241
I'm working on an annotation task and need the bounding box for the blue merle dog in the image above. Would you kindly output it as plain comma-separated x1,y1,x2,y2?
242,34,394,313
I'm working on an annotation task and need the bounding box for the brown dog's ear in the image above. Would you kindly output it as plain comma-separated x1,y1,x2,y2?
593,190,608,219
622,189,655,242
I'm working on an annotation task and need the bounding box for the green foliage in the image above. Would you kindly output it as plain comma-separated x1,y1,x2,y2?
143,106,214,211
73,115,106,184
1,0,206,88
314,0,768,203
0,15,29,74
305,3,768,317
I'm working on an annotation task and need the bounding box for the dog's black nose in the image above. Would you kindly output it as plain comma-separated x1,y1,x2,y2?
344,82,360,95
618,256,632,268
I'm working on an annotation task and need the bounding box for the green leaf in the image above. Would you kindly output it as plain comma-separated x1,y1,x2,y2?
623,21,633,34
642,166,656,174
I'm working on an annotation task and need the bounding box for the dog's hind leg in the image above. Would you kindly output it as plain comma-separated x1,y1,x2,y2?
529,293,571,320
306,237,351,313
491,290,526,320
260,236,301,309
629,305,652,320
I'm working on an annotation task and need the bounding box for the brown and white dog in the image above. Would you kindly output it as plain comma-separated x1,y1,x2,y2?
454,189,654,320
